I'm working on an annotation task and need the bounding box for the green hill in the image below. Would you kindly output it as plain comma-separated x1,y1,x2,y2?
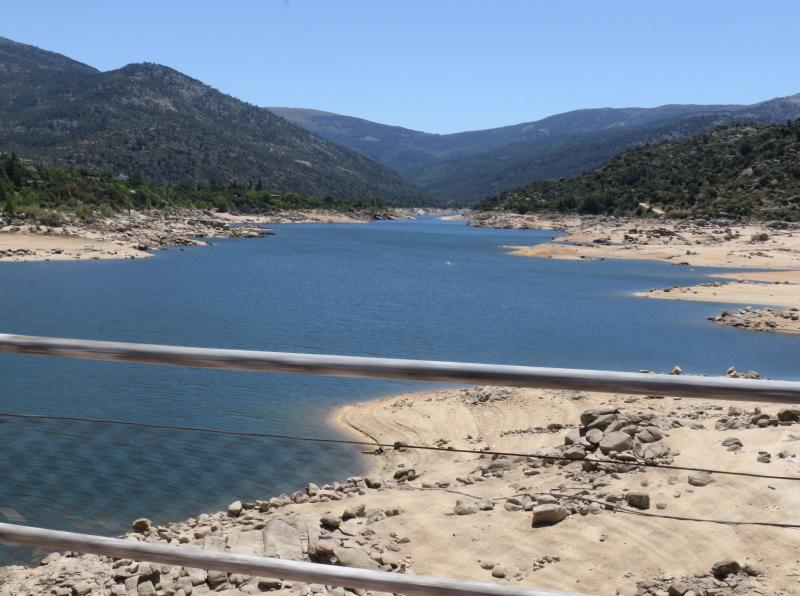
475,120,800,220
0,37,428,206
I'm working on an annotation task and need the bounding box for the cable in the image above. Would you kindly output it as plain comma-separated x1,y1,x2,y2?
399,486,800,529
549,493,800,529
1,411,798,483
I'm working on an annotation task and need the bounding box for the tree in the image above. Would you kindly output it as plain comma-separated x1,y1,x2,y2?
577,196,602,215
1,185,17,215
4,153,25,188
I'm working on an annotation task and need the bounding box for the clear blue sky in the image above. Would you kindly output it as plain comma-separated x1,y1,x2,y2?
3,0,799,134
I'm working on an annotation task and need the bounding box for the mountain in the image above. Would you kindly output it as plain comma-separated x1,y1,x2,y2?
272,96,800,204
0,37,427,205
475,120,800,220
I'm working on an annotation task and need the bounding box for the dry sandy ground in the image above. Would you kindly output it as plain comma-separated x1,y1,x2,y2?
0,232,144,262
470,212,800,330
335,386,800,596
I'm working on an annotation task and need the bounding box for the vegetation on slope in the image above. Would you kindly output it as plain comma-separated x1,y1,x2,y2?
0,153,384,225
0,37,429,206
475,120,800,220
274,97,800,204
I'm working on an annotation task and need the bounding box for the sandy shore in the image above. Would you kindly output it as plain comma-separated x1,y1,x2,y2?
334,385,800,595
4,382,799,595
468,212,800,332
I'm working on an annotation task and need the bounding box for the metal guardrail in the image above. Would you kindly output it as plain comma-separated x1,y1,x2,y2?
1,333,800,402
0,523,584,596
1,332,799,595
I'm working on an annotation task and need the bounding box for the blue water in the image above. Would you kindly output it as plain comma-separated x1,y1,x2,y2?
0,216,798,560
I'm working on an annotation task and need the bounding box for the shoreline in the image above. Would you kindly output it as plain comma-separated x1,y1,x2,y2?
468,211,800,334
4,383,798,594
0,208,426,264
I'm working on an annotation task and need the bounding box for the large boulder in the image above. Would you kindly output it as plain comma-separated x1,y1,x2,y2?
580,407,619,427
532,504,569,525
688,472,714,487
454,500,479,515
711,559,740,579
333,547,380,570
599,431,633,454
778,408,800,422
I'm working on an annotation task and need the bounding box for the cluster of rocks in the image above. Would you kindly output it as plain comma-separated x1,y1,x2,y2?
0,474,416,596
80,210,273,250
464,211,563,230
555,407,676,468
635,559,766,596
709,307,800,335
462,386,514,405
0,247,34,258
720,436,794,463
0,209,273,262
714,404,800,431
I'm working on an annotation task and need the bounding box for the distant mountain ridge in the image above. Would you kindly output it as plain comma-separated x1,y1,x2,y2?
0,37,427,205
272,95,800,204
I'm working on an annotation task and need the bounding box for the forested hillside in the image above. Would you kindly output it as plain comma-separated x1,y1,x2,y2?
476,121,800,220
275,96,800,204
0,37,428,206
0,153,383,224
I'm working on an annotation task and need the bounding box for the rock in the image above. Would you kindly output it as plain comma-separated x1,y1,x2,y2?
743,563,765,576
476,499,494,511
227,500,243,517
385,504,402,517
207,569,228,588
580,407,618,427
320,514,341,528
711,559,740,579
137,581,157,596
636,427,663,443
532,504,569,525
625,492,650,510
333,547,380,570
757,452,771,463
132,518,151,533
454,500,478,515
188,568,208,585
364,475,383,489
258,579,284,590
639,440,670,460
342,503,366,520
777,409,800,422
671,365,682,375
72,581,93,595
393,468,416,481
721,437,743,449
667,581,691,596
688,472,713,487
564,428,580,445
306,483,320,496
585,428,604,444
599,431,633,454
562,445,586,459
491,564,508,578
